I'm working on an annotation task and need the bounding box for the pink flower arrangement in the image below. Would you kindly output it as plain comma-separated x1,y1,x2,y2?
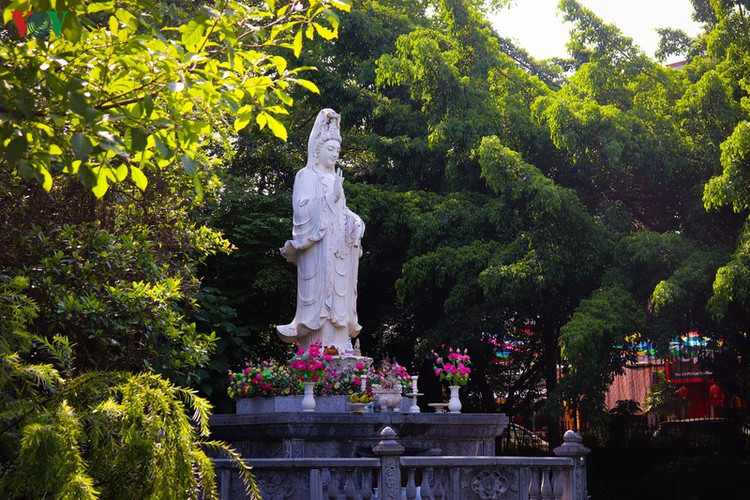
433,347,472,386
370,359,411,394
226,360,299,398
289,340,331,382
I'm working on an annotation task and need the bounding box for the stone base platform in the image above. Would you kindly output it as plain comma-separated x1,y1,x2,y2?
209,412,509,459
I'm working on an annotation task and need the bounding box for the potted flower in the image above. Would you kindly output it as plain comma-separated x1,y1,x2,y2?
229,348,378,413
227,360,300,399
433,348,472,413
289,340,330,411
371,359,410,412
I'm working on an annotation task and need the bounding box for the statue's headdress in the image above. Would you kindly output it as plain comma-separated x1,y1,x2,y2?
306,109,342,168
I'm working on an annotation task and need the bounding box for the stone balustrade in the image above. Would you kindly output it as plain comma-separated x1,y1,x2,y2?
212,427,590,499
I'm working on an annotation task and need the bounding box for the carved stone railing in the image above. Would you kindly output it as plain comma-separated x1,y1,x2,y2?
213,428,589,499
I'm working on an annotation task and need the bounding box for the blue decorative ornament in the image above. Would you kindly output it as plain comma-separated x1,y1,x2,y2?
27,12,51,38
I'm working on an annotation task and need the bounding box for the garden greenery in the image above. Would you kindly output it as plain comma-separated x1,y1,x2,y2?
0,0,349,496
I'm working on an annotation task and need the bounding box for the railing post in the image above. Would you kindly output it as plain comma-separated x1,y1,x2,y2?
553,430,591,500
372,426,405,500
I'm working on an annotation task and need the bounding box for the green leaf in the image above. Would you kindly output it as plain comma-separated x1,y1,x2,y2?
275,89,293,106
36,166,53,191
181,153,197,175
126,127,148,153
234,105,253,133
256,112,267,130
294,79,320,94
331,0,351,12
5,135,29,164
181,18,206,53
271,56,287,76
108,15,118,34
70,93,88,117
18,161,34,181
193,173,204,202
115,163,128,181
78,164,97,189
71,133,94,159
62,13,82,42
154,135,172,159
130,166,148,190
292,28,303,58
265,105,289,115
143,96,154,117
14,91,34,117
91,169,109,198
313,22,336,40
263,112,287,141
87,1,114,14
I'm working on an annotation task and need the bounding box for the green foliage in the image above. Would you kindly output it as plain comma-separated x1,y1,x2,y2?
651,248,730,317
0,279,255,499
0,0,349,197
644,370,684,417
707,221,750,318
655,28,694,62
194,0,750,433
558,284,643,419
1,0,344,492
375,0,552,191
676,70,742,172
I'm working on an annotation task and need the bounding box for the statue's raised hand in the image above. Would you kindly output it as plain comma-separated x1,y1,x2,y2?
334,168,344,202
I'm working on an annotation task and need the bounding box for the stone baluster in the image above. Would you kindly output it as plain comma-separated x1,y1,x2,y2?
528,467,542,500
310,468,323,500
362,470,373,500
552,466,566,500
344,469,357,499
327,468,340,499
432,468,445,500
219,468,231,500
540,467,553,500
553,430,591,500
420,467,433,499
405,469,418,499
372,426,405,500
449,468,461,499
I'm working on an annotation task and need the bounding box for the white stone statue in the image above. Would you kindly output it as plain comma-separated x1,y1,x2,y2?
277,109,365,353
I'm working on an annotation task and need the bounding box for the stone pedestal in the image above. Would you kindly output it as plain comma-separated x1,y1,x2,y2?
209,412,509,459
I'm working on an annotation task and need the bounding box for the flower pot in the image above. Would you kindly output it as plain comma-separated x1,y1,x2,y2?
448,385,462,413
301,381,316,412
372,385,402,412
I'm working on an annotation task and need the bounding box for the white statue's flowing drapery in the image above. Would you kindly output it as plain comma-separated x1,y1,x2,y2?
277,109,364,352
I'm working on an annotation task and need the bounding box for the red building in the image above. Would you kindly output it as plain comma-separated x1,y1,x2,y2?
605,332,733,419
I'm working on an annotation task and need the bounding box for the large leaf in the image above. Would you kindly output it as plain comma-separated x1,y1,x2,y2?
71,133,94,159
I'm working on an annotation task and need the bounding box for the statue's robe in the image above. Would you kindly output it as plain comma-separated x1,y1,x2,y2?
277,166,364,351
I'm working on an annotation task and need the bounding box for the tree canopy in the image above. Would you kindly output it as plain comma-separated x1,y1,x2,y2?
189,0,750,436
5,0,750,463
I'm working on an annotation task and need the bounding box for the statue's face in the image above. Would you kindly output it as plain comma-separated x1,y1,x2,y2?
318,140,340,170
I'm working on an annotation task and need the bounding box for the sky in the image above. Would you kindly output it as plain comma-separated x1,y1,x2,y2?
490,0,702,64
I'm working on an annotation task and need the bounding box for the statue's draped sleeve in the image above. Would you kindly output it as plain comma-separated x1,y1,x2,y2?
281,168,326,263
